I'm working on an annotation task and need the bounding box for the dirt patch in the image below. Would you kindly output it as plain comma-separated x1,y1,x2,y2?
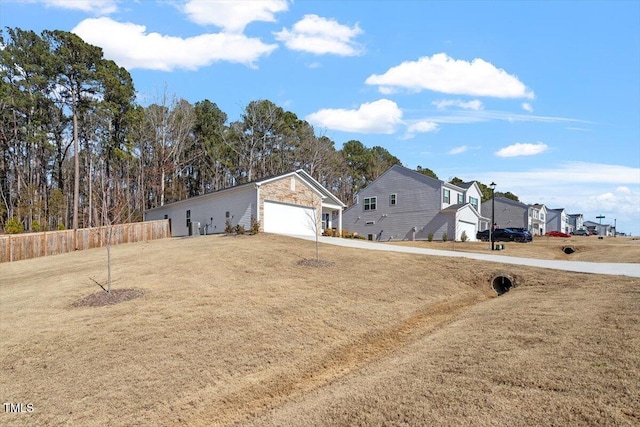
71,288,144,308
296,258,336,267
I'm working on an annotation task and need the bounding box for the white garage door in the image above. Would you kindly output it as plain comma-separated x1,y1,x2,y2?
263,201,317,237
457,220,477,241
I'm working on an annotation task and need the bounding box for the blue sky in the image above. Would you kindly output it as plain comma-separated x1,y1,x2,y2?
2,0,639,235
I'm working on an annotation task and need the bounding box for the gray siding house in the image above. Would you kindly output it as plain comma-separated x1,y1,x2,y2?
583,220,613,236
480,198,547,235
145,170,345,237
481,197,529,230
568,213,584,231
546,208,571,233
341,165,486,241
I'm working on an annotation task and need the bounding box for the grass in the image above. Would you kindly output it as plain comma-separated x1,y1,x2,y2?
1,233,638,426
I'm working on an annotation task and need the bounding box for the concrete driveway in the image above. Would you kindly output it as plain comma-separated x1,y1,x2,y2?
294,235,640,278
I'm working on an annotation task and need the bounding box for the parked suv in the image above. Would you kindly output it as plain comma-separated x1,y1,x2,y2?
476,229,490,241
505,227,533,242
476,228,530,243
492,228,530,243
571,229,590,236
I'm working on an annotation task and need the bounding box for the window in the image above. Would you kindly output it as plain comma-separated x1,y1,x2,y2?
364,197,377,211
186,210,191,227
390,194,397,206
457,193,464,204
290,177,295,191
443,189,450,204
225,211,230,218
470,197,478,210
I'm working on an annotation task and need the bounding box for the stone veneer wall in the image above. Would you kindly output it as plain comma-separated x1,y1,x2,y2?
259,175,322,234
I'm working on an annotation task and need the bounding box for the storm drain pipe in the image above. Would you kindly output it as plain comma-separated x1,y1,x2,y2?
491,274,515,296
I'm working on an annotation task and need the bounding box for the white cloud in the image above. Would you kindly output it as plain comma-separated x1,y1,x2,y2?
433,99,483,110
306,99,402,134
616,186,632,195
32,0,119,14
448,146,468,155
365,53,534,99
274,14,363,56
402,120,439,139
407,121,439,133
183,0,289,33
495,142,549,157
522,102,533,112
72,18,277,71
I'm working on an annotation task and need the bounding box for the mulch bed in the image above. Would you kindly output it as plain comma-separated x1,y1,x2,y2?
296,259,336,268
71,288,145,308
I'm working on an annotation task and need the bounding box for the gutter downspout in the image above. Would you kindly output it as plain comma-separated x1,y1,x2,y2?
255,184,260,224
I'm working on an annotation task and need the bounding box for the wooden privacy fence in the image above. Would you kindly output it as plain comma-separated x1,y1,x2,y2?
0,220,170,263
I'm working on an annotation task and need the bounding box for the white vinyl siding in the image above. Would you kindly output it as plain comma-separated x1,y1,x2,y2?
470,197,478,211
443,189,450,204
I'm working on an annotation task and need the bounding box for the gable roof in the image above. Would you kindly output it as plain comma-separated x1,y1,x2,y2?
361,164,478,194
441,202,488,220
295,169,346,207
483,196,529,209
145,169,345,213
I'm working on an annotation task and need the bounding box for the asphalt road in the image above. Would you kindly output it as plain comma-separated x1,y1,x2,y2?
293,235,640,278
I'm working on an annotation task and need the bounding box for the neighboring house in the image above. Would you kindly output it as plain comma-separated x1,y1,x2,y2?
584,220,613,236
340,165,487,241
568,213,585,231
144,169,345,237
480,198,548,236
529,204,548,236
546,208,571,233
481,197,531,231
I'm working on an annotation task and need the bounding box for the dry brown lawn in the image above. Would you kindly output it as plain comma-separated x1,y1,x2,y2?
390,235,640,263
1,234,638,426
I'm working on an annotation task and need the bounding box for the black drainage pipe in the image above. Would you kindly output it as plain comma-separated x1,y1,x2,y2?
491,274,514,295
563,246,576,255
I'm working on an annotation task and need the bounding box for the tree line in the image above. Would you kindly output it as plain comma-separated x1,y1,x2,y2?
0,27,516,234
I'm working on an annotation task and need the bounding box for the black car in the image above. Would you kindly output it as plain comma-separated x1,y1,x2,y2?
505,227,533,242
476,228,529,242
476,229,490,241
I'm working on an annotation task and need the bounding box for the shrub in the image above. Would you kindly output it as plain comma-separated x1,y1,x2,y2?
460,231,468,242
427,232,434,242
235,224,245,235
57,224,66,231
442,232,448,242
31,219,40,232
5,217,24,234
250,215,260,235
224,220,234,234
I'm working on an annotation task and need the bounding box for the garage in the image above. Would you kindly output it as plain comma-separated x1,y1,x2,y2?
263,200,317,237
457,220,477,241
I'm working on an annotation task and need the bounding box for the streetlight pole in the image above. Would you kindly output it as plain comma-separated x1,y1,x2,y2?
490,182,496,250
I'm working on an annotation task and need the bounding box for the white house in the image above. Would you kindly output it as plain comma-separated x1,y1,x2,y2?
144,170,345,237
